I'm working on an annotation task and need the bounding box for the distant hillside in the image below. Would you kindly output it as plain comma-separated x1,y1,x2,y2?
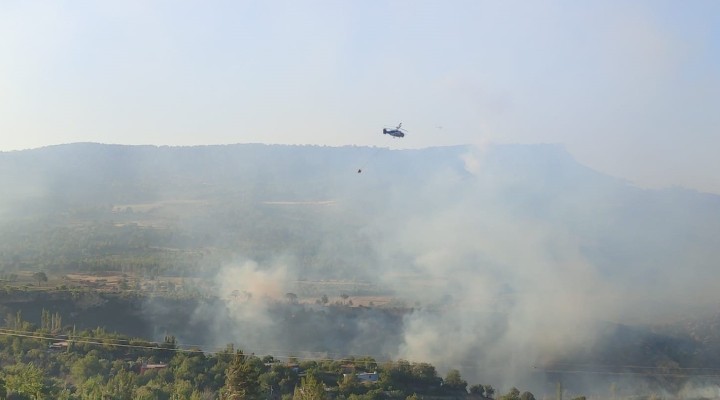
2,142,720,284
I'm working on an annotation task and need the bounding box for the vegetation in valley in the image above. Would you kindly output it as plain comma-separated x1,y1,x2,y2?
0,310,529,400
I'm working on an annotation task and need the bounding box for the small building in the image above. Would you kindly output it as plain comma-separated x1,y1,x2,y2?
48,341,69,351
140,362,168,374
356,372,379,383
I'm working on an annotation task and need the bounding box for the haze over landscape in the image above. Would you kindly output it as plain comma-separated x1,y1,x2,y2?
1,1,719,192
3,143,720,397
1,1,720,399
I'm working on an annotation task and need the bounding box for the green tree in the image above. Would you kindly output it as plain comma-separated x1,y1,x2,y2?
380,359,412,389
71,353,103,383
172,379,194,399
172,352,207,382
356,357,378,373
338,294,353,306
521,391,536,400
293,373,326,400
469,384,485,397
5,363,45,399
338,373,362,396
500,387,521,400
261,363,299,395
33,272,48,287
105,369,136,400
224,351,262,400
52,312,62,332
484,385,496,399
7,310,26,330
133,385,157,400
77,375,105,400
412,363,439,386
443,369,467,393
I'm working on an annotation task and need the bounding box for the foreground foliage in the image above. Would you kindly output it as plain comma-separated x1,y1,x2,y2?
0,316,534,400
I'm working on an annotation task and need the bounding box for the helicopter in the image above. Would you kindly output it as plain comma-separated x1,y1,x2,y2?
358,122,408,174
383,123,406,138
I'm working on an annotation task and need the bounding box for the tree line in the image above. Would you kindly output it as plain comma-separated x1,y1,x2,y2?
0,311,555,400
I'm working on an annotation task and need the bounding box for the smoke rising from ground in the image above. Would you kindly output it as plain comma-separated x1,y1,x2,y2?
198,144,720,393
364,151,617,388
146,145,714,397
4,143,720,395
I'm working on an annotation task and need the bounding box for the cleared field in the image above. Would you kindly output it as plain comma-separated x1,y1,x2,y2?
111,199,210,213
7,270,401,308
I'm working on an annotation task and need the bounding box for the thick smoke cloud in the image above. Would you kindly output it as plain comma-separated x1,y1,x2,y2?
187,257,405,360
202,144,720,394
362,149,616,388
4,143,720,396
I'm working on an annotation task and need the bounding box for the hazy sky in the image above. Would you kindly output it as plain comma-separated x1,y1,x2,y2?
1,1,719,192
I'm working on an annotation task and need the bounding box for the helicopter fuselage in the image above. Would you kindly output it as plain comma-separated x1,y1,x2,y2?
383,128,405,138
